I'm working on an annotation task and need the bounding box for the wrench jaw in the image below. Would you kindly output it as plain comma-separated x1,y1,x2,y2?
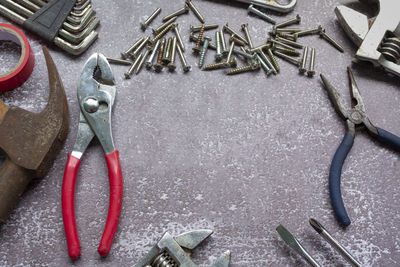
0,0,99,55
134,229,231,267
335,1,400,77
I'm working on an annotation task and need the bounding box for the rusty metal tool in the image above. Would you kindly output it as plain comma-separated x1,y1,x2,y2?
0,0,99,55
321,67,400,226
0,46,69,222
62,53,122,259
335,0,400,77
134,229,231,267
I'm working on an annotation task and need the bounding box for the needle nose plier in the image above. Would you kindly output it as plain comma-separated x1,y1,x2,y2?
62,53,123,259
320,67,400,226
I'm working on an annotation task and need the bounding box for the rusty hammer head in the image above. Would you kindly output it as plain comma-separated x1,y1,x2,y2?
0,46,69,222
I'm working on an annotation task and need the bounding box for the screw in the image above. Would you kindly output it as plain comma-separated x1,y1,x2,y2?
163,37,173,64
275,36,303,49
154,37,166,72
225,41,235,67
226,63,260,75
203,58,237,70
295,25,322,38
256,48,276,74
141,7,161,31
319,29,344,53
162,4,189,22
106,57,132,65
270,28,302,35
189,32,217,50
308,48,316,77
177,45,191,72
267,48,280,73
186,0,205,23
229,34,246,47
255,53,273,76
248,44,270,53
272,45,301,56
168,37,177,71
247,4,276,24
275,14,301,29
241,23,253,49
152,16,177,35
150,23,173,44
277,33,298,41
268,37,298,51
199,36,211,68
299,46,308,73
215,31,223,61
233,48,255,60
124,53,143,79
131,36,150,58
146,39,161,69
223,23,248,45
193,24,205,53
136,48,151,75
121,37,144,59
172,24,185,51
274,51,301,66
190,24,219,32
220,29,228,55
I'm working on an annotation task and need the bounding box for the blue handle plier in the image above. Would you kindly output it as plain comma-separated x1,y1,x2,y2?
321,67,400,226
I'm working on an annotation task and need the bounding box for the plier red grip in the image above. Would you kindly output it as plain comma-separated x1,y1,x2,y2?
61,53,123,259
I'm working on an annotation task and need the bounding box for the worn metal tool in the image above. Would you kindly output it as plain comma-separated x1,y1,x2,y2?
276,225,320,267
231,0,296,13
134,229,231,267
309,218,362,267
0,0,99,55
335,0,400,77
0,46,69,222
62,53,123,259
321,67,400,226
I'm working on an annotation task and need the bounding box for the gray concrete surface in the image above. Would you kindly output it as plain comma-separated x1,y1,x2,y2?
1,0,399,266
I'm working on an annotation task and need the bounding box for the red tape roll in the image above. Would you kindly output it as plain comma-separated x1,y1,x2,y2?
0,23,35,92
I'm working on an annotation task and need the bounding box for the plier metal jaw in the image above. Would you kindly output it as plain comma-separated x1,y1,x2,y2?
321,67,400,226
335,0,400,77
62,53,123,259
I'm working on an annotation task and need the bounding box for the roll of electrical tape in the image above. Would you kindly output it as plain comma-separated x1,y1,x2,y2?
0,23,35,92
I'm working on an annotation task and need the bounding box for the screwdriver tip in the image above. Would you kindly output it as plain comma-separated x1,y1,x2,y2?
309,218,324,234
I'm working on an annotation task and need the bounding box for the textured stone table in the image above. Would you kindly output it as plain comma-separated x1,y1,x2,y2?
1,0,399,266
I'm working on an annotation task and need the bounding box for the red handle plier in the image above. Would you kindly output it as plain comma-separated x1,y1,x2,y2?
62,53,123,259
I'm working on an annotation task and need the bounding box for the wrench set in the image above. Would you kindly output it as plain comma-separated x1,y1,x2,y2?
0,0,99,55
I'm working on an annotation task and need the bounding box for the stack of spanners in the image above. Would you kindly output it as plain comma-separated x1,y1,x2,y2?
0,0,99,55
335,0,400,77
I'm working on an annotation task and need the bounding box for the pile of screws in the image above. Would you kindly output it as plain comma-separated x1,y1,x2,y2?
108,0,345,78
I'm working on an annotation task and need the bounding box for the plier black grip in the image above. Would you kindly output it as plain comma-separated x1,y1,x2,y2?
321,67,400,226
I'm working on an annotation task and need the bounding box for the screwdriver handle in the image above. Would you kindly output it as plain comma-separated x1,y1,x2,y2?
329,132,354,226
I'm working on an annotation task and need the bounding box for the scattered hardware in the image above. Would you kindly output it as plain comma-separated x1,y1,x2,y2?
0,23,34,92
320,67,400,226
335,0,400,77
134,229,231,267
0,0,99,55
0,46,69,222
276,225,320,267
309,218,362,267
141,7,161,31
277,219,362,266
62,53,123,259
